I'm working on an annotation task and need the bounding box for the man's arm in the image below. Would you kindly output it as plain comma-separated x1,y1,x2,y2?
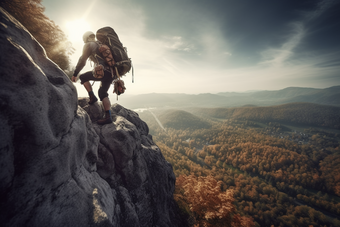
72,43,93,82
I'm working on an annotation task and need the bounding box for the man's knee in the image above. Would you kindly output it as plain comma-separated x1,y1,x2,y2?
98,89,108,101
79,75,86,84
79,71,93,84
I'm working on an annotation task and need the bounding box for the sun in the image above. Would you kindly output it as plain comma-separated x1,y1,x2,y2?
65,19,92,44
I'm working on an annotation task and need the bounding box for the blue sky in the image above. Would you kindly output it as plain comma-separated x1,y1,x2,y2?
42,0,340,95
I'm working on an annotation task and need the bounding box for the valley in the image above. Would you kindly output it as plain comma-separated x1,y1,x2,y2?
136,102,340,227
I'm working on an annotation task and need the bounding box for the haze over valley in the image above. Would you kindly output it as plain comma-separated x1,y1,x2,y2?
116,85,340,110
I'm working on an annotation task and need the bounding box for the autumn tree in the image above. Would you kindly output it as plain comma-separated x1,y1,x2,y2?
176,175,254,227
0,0,73,70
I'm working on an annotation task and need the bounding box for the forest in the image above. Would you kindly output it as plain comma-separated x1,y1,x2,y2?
138,104,340,227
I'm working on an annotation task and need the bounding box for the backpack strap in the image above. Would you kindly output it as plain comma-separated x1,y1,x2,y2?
112,67,121,100
131,62,134,83
114,66,120,80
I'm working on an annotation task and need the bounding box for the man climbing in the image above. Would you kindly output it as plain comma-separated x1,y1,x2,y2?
71,31,114,125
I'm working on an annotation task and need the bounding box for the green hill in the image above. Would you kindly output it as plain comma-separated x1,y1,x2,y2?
158,110,211,130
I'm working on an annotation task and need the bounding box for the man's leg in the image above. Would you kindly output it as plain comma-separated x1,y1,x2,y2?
101,97,111,111
79,72,98,104
97,73,114,125
84,81,98,104
83,81,92,92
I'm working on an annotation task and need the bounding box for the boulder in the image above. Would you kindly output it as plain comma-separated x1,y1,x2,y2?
78,100,183,227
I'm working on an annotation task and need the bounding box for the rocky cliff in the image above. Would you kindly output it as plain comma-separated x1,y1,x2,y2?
0,7,185,227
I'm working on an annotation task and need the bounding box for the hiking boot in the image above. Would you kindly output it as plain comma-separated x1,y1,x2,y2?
88,94,98,105
97,110,112,125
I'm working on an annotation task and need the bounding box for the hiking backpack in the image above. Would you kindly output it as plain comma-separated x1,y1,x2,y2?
96,27,132,80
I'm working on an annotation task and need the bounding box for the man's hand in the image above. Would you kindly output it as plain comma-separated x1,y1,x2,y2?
71,76,78,82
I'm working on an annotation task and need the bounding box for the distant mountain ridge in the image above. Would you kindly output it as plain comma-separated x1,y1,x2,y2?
188,102,340,129
117,86,340,109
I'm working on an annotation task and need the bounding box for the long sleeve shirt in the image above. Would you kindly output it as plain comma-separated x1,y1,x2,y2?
73,41,100,77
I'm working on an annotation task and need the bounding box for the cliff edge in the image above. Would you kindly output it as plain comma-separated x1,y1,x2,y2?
0,7,184,227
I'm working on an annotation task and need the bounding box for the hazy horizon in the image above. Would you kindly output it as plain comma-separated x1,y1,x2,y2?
78,82,336,98
104,84,338,97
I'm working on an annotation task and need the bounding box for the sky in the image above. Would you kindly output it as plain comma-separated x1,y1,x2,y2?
42,0,340,96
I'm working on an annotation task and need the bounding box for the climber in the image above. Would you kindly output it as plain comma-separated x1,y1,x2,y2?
71,31,114,125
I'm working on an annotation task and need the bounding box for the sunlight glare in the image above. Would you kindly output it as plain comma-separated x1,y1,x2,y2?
65,19,92,44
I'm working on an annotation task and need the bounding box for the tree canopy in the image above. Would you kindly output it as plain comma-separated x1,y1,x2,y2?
139,108,340,226
1,0,73,70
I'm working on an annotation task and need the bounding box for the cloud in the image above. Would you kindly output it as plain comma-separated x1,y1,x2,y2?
42,0,340,95
303,0,336,21
260,22,305,67
162,36,192,52
259,0,339,68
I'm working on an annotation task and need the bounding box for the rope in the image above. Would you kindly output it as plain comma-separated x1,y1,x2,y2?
132,62,134,83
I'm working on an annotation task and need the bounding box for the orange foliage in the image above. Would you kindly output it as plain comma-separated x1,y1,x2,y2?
320,155,340,196
176,175,254,227
143,115,340,226
0,0,73,70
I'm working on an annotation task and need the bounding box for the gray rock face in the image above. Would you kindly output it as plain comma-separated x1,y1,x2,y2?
78,100,182,227
0,7,185,227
